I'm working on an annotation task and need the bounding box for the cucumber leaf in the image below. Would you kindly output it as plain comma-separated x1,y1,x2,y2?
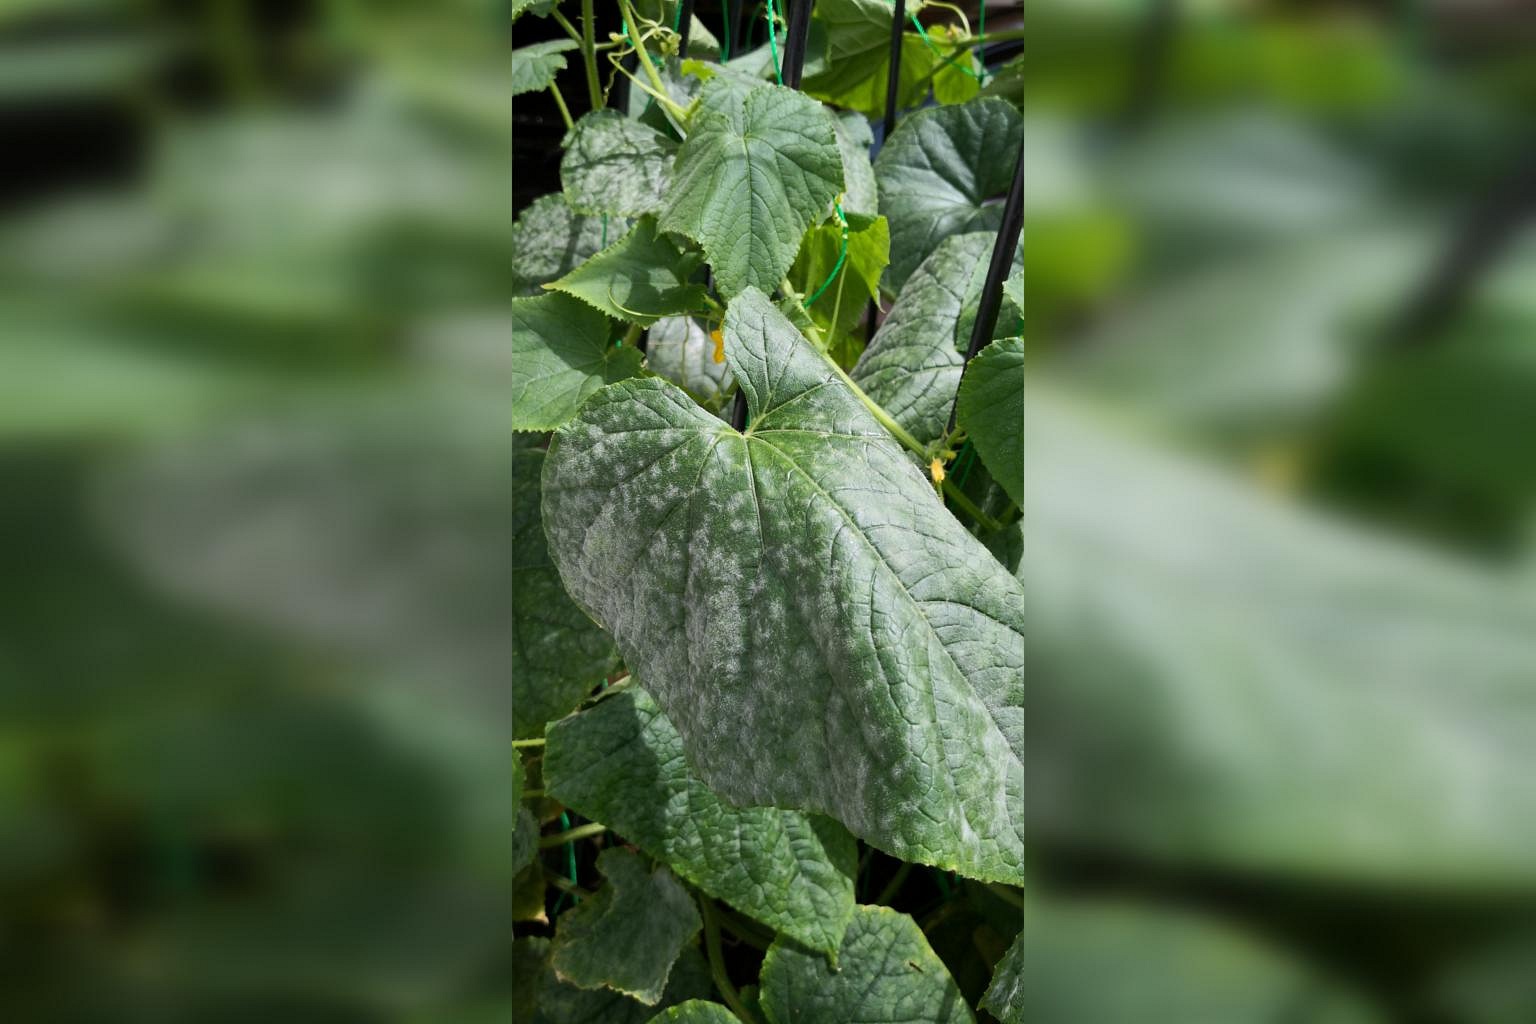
547,216,709,326
561,110,678,218
513,194,622,295
874,98,1022,292
544,685,857,955
512,292,642,432
659,80,843,298
512,39,579,97
542,287,1024,882
957,336,1023,507
759,905,974,1024
646,315,733,406
647,1001,740,1023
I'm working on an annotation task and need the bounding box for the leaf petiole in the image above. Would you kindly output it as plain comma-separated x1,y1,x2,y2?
538,821,609,848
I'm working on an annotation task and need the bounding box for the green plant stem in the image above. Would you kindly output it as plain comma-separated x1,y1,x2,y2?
818,354,928,456
711,902,773,950
579,0,604,109
701,900,761,1023
956,27,1025,49
512,737,545,749
548,80,575,131
550,7,583,44
539,821,608,848
621,322,644,346
941,480,1003,532
543,866,593,899
620,0,674,107
874,862,913,906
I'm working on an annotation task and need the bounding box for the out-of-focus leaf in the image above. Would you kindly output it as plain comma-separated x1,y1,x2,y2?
512,39,579,97
646,315,733,406
759,905,974,1024
802,0,935,119
544,685,857,955
511,0,555,21
874,98,1022,292
958,336,1023,507
542,289,1025,882
561,110,677,218
550,848,701,1005
513,194,621,295
1429,924,1536,1024
512,292,642,431
1025,385,1536,885
0,36,166,98
659,80,843,298
1015,897,1382,1023
548,217,709,326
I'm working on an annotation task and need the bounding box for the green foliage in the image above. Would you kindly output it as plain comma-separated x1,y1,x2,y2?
512,40,580,97
958,336,1024,507
561,110,678,218
547,216,709,325
511,292,644,431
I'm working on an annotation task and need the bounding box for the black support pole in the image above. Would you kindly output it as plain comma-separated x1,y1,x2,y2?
948,147,1024,432
724,0,740,61
780,0,813,88
677,0,695,59
881,0,907,143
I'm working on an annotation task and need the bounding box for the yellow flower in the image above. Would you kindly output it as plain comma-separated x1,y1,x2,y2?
929,457,946,485
711,328,725,364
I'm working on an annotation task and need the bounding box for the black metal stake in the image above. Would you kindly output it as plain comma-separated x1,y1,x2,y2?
724,0,740,61
677,0,695,59
947,147,1023,433
780,0,813,88
881,0,907,144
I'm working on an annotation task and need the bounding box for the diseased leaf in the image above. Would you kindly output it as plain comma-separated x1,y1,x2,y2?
791,212,889,344
646,1000,740,1023
1011,898,1381,1024
561,110,678,218
550,848,701,1005
874,98,1023,292
537,943,713,1023
512,436,618,737
512,807,540,875
542,288,1024,881
659,80,843,298
544,685,857,954
850,232,995,447
512,194,622,295
548,216,709,326
759,905,974,1024
832,111,878,217
958,336,1023,507
514,860,547,923
646,315,733,406
512,292,642,432
512,39,579,97
1026,386,1536,884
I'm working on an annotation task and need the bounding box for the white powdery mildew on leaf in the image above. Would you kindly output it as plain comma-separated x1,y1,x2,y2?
980,930,1024,1022
512,194,625,296
852,231,996,446
544,685,857,955
647,316,733,405
561,109,677,218
542,288,1024,883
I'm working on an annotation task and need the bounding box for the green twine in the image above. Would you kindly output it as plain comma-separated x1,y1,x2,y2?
671,0,683,32
953,440,977,486
552,810,580,913
764,0,783,85
805,203,849,305
884,0,982,82
721,1,730,61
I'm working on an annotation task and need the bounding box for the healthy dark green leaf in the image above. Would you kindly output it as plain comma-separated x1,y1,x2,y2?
548,216,709,326
536,943,714,1023
803,0,936,120
550,848,701,1005
647,1001,739,1023
958,336,1023,507
561,110,678,218
512,292,643,431
874,98,1022,292
542,288,1024,881
512,807,539,875
512,39,580,97
659,80,843,298
544,685,857,954
513,436,618,737
760,905,974,1024
790,212,889,343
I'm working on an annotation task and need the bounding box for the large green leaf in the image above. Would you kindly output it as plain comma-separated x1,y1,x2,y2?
550,848,701,1005
512,194,622,296
646,315,733,407
803,0,936,120
512,292,642,431
544,685,857,954
561,110,678,218
659,80,843,298
1010,898,1381,1024
1025,385,1536,884
548,216,709,326
542,287,1024,882
874,98,1022,292
512,39,579,97
759,905,974,1024
647,1002,739,1023
850,232,996,446
513,436,618,737
958,336,1023,507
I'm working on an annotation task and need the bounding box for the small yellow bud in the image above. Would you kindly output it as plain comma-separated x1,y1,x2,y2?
929,458,946,485
711,328,725,364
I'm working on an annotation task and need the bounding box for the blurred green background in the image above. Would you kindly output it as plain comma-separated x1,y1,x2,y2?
0,0,513,1019
1021,0,1536,1021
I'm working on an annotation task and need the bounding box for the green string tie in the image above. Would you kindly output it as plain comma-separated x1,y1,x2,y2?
805,202,849,306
